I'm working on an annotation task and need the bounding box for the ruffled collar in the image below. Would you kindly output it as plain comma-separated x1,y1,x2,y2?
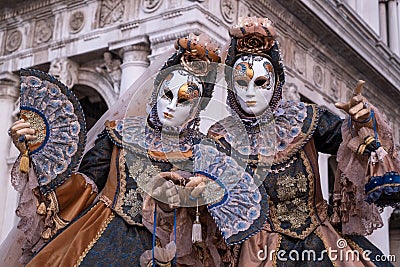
106,116,197,156
208,100,314,163
273,101,307,151
145,116,195,154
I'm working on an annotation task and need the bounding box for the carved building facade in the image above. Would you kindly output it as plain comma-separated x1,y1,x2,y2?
0,0,399,261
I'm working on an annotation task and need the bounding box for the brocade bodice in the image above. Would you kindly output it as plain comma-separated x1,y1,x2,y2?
79,116,198,226
208,102,343,239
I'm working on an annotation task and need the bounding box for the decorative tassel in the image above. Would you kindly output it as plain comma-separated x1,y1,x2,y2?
192,201,202,243
369,151,379,165
41,228,52,240
330,195,341,225
376,146,388,161
37,202,47,215
331,209,340,225
20,150,30,173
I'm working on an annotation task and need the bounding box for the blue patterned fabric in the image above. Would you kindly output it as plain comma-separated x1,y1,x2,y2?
276,233,333,267
80,216,153,267
365,172,400,208
313,107,343,155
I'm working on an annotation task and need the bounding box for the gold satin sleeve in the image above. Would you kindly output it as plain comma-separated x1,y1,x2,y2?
55,173,97,221
39,173,98,240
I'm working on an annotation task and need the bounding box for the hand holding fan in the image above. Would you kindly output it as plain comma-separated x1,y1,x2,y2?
19,69,86,194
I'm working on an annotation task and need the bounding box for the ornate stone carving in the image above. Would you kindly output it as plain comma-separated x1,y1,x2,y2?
5,29,22,53
142,0,162,13
168,0,179,8
96,52,122,94
34,18,54,46
238,4,251,18
49,58,79,89
69,11,85,33
313,65,323,88
99,0,125,28
220,0,236,23
329,73,339,100
283,83,301,102
163,11,182,19
293,50,305,75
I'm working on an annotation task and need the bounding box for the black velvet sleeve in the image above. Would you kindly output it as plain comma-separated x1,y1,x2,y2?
313,108,343,155
78,130,113,191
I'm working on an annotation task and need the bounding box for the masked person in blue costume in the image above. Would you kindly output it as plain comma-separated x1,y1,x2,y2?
207,17,399,267
8,32,236,267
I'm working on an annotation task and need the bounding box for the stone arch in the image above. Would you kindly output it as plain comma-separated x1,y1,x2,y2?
283,83,301,102
77,68,118,108
75,68,117,130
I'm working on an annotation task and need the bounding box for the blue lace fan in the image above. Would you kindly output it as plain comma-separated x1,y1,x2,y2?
193,143,269,245
19,69,86,194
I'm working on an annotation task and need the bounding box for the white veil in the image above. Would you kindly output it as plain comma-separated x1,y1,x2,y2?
84,48,175,153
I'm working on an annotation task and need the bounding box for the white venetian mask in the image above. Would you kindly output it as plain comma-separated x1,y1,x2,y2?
232,56,275,116
156,69,202,127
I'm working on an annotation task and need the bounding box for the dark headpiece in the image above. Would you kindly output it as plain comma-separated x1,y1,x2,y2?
225,17,285,112
154,33,221,111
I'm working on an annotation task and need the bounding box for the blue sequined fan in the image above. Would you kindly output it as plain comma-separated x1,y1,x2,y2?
19,69,86,194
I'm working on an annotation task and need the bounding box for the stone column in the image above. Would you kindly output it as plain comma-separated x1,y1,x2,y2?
119,43,150,95
379,0,388,44
388,0,400,55
0,72,19,243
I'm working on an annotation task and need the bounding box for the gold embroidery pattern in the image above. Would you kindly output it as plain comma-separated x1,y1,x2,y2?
274,172,309,228
124,188,144,218
99,195,112,207
113,149,143,226
271,156,297,174
114,149,160,225
276,173,308,201
344,237,371,263
314,229,338,267
269,151,319,239
276,199,309,229
41,191,69,240
22,110,46,145
75,212,115,267
273,234,282,266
